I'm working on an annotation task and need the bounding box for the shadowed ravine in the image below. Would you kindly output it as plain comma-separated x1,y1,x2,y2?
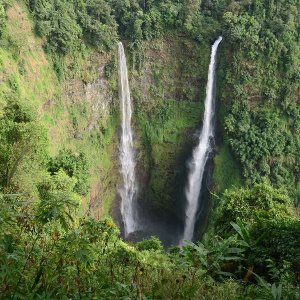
118,38,222,246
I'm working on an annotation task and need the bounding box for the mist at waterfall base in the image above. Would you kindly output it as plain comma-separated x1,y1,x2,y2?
120,139,214,247
117,38,222,247
114,136,213,246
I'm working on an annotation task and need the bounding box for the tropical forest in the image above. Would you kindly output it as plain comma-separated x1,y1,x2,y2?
0,0,299,299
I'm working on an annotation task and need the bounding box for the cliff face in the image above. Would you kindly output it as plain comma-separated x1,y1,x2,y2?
128,37,211,219
2,2,120,217
58,52,119,219
3,2,227,223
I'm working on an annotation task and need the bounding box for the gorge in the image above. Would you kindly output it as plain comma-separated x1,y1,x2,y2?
117,38,223,245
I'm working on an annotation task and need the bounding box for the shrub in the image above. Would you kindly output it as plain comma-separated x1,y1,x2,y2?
215,183,293,229
48,149,89,195
135,236,163,251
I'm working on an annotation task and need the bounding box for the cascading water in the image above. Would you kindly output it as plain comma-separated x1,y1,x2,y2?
118,42,138,237
181,36,223,244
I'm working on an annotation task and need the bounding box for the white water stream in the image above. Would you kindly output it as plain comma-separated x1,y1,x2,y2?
181,37,223,244
118,42,138,237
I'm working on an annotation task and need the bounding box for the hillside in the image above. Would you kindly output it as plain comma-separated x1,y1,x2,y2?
0,0,299,299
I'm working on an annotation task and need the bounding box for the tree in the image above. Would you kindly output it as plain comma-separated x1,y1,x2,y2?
215,182,293,229
48,149,89,196
75,0,118,50
0,1,6,38
29,0,82,54
0,99,47,189
37,170,80,229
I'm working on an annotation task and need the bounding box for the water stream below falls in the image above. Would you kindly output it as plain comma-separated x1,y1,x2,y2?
118,42,139,237
180,36,223,244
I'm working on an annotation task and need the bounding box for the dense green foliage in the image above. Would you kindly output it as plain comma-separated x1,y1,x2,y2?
216,183,293,226
0,1,7,38
0,99,46,189
0,0,299,299
27,0,222,54
48,149,89,196
221,0,300,202
212,183,300,287
1,193,299,299
28,0,118,53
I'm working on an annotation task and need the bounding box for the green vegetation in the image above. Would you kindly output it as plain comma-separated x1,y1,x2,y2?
48,149,89,196
136,100,202,214
216,183,293,227
221,0,300,202
213,142,242,194
0,0,119,216
212,183,300,285
27,0,219,54
1,192,299,299
0,99,46,190
129,36,210,215
28,0,118,54
0,0,299,299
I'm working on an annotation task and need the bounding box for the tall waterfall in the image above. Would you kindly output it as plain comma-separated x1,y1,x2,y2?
181,36,223,244
118,42,138,237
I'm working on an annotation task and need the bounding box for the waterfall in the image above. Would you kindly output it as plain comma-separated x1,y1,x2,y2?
118,42,138,237
181,36,223,244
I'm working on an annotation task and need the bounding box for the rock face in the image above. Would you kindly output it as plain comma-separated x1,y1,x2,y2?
58,53,120,220
61,36,213,228
4,2,215,230
128,37,211,218
105,37,215,242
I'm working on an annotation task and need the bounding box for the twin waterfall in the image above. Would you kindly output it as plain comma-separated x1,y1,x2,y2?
181,37,223,244
118,42,138,237
117,37,222,243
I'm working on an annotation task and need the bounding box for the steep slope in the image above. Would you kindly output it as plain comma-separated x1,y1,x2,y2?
1,1,120,216
2,2,225,225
